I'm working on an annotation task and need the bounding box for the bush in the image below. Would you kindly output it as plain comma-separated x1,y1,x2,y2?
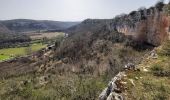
151,65,163,72
151,64,170,77
159,41,170,56
155,0,165,11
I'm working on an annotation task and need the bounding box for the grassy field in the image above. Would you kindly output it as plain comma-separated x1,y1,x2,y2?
0,55,11,61
0,32,64,62
0,43,46,61
28,32,65,40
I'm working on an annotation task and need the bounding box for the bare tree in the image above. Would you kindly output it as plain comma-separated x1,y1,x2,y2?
155,0,165,11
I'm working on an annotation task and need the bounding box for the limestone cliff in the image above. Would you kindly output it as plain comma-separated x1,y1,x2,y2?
112,3,170,46
68,2,170,47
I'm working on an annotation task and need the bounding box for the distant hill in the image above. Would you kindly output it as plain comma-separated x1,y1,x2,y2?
0,23,11,34
0,1,170,100
0,19,80,33
66,19,112,34
0,19,79,48
0,23,31,48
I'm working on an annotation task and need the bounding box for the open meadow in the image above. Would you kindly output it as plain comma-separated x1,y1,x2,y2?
28,32,65,40
0,43,46,61
0,32,65,62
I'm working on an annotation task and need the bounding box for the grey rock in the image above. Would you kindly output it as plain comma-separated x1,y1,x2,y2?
124,63,136,70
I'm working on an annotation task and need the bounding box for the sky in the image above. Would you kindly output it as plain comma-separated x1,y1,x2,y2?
0,0,169,21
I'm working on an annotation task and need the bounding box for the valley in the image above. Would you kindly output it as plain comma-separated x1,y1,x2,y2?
0,0,170,100
0,31,65,61
28,32,64,40
0,43,46,61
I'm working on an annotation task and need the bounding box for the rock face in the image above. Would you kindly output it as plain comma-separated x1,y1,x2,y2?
99,72,125,100
112,5,170,46
68,3,170,46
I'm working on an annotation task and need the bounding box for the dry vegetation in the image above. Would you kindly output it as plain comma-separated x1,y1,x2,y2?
0,28,149,100
124,40,170,100
0,1,169,100
27,32,64,40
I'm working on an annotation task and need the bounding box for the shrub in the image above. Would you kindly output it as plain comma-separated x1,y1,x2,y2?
151,64,170,77
155,0,165,11
151,65,163,72
160,41,170,56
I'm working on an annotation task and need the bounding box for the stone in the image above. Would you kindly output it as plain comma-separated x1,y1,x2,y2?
123,74,127,77
99,88,108,100
143,68,149,72
120,81,127,85
39,75,49,85
129,79,135,86
107,92,124,100
135,77,139,80
99,72,126,100
124,63,136,70
106,92,114,100
150,50,158,59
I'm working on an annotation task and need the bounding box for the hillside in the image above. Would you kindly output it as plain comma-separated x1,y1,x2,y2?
0,23,11,33
0,21,155,99
0,19,80,33
0,1,169,100
66,19,112,35
0,19,79,48
0,23,31,49
99,40,170,100
124,40,170,100
67,2,169,47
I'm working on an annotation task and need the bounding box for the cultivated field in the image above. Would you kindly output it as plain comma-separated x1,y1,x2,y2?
0,32,65,62
28,32,65,40
0,43,46,61
0,55,11,61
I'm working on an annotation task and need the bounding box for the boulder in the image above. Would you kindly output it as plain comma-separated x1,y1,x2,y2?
129,79,135,86
99,72,125,100
107,92,124,100
124,63,136,70
99,88,108,100
150,50,158,59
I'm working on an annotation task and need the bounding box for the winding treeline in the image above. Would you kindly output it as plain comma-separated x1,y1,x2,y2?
0,33,31,49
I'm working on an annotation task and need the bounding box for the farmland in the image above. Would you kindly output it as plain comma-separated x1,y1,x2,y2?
0,43,46,62
27,32,65,40
0,55,11,61
0,32,65,62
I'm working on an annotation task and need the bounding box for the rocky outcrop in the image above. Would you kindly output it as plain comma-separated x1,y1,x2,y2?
99,72,126,100
68,2,170,46
112,3,170,46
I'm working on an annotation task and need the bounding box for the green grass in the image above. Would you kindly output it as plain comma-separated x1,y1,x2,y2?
0,55,11,61
125,41,170,100
31,43,47,51
0,73,107,100
0,43,46,61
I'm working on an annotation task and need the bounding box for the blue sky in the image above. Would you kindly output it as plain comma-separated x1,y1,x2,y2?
0,0,169,21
